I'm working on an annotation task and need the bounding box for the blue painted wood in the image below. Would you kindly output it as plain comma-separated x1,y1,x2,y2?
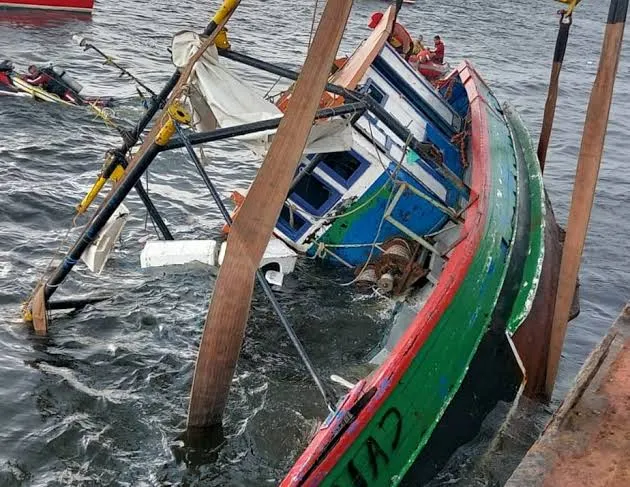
373,44,461,136
274,42,471,267
306,161,454,266
287,171,342,217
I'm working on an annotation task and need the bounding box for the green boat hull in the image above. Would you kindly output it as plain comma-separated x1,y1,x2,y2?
283,62,547,487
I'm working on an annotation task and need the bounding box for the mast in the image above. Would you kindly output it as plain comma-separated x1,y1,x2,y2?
187,0,354,429
26,0,242,334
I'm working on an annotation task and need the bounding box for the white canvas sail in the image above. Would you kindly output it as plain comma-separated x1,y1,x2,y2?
171,31,352,156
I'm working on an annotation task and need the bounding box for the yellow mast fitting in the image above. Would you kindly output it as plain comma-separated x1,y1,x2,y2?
155,102,192,146
555,0,581,16
77,175,108,214
76,153,125,214
215,28,230,50
22,302,33,322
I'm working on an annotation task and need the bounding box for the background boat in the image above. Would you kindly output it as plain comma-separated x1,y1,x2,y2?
0,0,94,13
0,6,91,26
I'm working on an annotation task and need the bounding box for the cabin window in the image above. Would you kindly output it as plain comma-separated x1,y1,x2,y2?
319,151,369,188
321,151,361,181
289,172,341,216
364,80,386,105
292,174,331,209
277,204,309,239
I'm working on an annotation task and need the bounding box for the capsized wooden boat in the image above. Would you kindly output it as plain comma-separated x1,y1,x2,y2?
0,0,93,12
169,8,547,485
23,1,560,484
267,50,545,487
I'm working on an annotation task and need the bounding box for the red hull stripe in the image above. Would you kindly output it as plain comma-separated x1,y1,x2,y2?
0,0,93,11
282,60,491,485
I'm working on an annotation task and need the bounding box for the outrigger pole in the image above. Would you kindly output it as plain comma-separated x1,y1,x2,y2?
545,0,628,398
26,0,243,333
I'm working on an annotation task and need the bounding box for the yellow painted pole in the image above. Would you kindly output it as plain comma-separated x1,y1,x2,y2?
545,0,628,399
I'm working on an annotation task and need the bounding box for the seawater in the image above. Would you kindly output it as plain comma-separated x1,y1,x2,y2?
0,0,628,485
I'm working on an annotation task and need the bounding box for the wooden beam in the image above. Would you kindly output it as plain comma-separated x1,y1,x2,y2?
187,0,354,429
545,0,628,398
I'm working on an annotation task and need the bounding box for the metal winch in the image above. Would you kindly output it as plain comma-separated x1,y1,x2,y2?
355,237,429,295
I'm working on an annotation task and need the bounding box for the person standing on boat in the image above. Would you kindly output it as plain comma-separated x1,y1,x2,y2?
429,35,445,64
368,12,413,59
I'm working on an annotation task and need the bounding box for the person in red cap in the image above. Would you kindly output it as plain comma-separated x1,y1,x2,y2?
368,11,413,59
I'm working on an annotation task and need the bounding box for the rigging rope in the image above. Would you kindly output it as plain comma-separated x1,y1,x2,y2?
320,126,413,287
307,0,321,50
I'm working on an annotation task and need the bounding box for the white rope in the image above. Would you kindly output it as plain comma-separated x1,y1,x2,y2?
337,129,413,286
307,0,320,49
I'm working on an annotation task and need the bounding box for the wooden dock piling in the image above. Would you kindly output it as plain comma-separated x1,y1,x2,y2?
544,0,628,399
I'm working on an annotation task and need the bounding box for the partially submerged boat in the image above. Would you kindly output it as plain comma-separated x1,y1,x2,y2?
277,57,543,486
0,60,114,108
175,10,546,485
24,1,571,484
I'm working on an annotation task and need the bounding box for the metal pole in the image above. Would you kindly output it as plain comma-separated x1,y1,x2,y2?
175,123,337,409
161,102,366,151
78,39,157,97
43,142,162,302
538,11,573,171
112,153,174,240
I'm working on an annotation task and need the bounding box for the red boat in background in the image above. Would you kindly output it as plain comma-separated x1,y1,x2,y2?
0,0,94,12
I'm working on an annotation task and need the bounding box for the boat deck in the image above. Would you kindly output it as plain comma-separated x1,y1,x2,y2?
506,302,630,487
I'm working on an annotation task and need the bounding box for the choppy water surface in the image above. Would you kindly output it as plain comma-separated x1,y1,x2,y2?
0,0,628,485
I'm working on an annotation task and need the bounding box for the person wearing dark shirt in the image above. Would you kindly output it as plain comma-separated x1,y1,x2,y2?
430,35,445,64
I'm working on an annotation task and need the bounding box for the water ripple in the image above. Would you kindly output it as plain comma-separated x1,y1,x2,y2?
1,0,629,485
